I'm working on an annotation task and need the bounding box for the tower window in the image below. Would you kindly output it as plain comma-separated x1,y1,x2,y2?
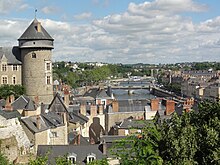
2,76,8,84
32,52,36,58
12,76,16,84
2,64,7,71
13,65,17,71
46,76,51,85
46,63,51,71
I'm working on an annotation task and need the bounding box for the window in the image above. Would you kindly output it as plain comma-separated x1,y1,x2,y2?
67,153,77,165
32,52,36,58
51,132,57,137
46,63,51,71
86,153,96,163
12,76,16,84
13,65,17,71
46,76,51,85
2,76,7,84
68,156,76,164
2,64,7,71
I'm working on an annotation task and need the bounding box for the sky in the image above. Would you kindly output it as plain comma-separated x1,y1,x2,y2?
1,0,220,64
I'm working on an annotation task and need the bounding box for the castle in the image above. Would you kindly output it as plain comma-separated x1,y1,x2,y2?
0,18,54,104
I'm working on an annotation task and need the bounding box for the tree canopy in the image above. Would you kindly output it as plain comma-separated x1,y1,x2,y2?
111,101,220,165
0,85,25,99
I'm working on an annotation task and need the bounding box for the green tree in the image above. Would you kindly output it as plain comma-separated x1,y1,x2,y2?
111,124,163,165
28,155,48,165
55,155,71,165
160,112,198,165
0,152,10,165
0,85,25,99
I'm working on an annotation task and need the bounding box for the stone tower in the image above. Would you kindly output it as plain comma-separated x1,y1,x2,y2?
18,18,54,104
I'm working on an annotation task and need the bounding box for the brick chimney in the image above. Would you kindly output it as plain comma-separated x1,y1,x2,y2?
165,100,175,115
80,104,86,116
90,105,97,116
4,96,13,111
63,86,70,108
10,95,15,103
112,99,119,112
102,139,107,155
34,96,39,105
151,98,159,111
90,137,95,144
36,115,41,130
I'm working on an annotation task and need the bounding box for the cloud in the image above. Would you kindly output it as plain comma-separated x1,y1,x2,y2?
0,0,220,64
74,12,92,20
41,6,59,14
0,0,23,14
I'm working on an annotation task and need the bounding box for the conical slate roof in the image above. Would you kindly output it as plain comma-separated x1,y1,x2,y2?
18,18,53,41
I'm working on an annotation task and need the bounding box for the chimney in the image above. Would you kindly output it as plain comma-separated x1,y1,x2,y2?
80,104,86,116
102,140,107,155
150,98,159,111
90,105,97,116
10,95,15,103
62,112,67,124
4,96,13,111
63,86,70,108
37,22,41,32
98,105,104,114
90,137,95,145
165,100,175,115
36,115,41,130
112,99,119,113
77,133,81,145
34,96,39,105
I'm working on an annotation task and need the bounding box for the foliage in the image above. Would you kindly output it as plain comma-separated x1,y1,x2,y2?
111,101,220,165
55,155,71,165
111,124,163,165
28,155,48,165
0,84,25,99
0,152,10,165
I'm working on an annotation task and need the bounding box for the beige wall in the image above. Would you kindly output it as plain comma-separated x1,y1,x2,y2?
0,62,22,86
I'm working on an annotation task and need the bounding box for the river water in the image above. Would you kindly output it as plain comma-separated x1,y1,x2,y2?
112,81,155,100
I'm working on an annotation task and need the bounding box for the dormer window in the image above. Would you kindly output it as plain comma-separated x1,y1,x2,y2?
86,153,96,163
67,153,77,165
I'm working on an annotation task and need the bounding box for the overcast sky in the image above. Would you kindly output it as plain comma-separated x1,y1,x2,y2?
1,0,220,64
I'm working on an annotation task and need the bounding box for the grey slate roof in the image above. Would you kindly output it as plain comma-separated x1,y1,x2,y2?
84,87,112,99
0,99,6,109
118,99,148,112
49,94,89,125
11,95,36,110
68,132,90,145
69,112,89,125
18,19,53,41
37,145,105,165
0,47,21,64
48,93,68,113
0,110,21,119
21,111,64,133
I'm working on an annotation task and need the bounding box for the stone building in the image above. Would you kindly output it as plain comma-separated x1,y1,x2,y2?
0,47,22,85
0,18,54,104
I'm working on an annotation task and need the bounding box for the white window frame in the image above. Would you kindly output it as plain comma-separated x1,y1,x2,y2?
87,153,96,163
67,153,77,165
2,76,8,84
